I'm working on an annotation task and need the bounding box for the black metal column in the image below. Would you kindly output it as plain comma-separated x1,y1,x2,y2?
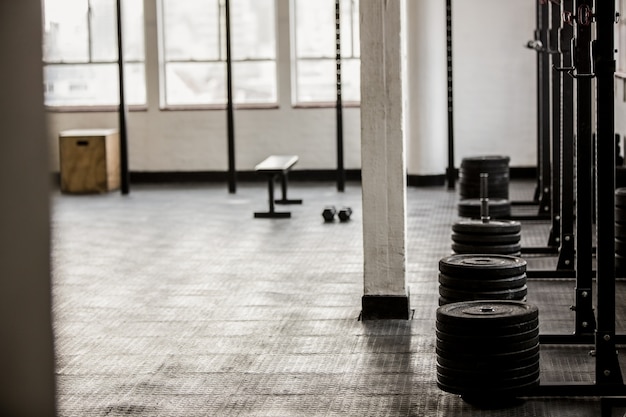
557,0,575,270
225,0,236,194
538,0,552,214
116,0,130,195
594,0,622,387
335,0,345,192
446,0,455,190
574,0,596,336
547,0,561,248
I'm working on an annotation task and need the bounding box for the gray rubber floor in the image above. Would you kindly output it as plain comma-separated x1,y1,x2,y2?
51,180,625,416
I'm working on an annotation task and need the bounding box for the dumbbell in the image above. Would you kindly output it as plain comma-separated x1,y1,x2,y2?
338,207,352,222
322,206,337,222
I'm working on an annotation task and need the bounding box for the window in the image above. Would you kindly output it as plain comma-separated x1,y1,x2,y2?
293,0,360,105
42,0,146,107
160,0,277,107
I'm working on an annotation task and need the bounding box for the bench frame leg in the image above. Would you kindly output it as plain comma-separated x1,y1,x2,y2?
275,172,303,205
254,174,291,218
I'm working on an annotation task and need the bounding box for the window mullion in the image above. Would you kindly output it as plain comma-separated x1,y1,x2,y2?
350,0,355,59
218,0,224,62
87,0,94,62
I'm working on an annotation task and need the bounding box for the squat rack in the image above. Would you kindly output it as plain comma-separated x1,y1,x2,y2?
528,0,626,399
521,0,576,272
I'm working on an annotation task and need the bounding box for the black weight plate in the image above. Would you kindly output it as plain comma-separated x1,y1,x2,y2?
436,347,540,375
436,362,540,382
459,191,509,201
451,231,521,245
458,199,511,211
436,317,539,337
457,205,511,215
459,155,510,169
437,350,540,373
437,376,540,397
438,273,527,290
452,219,521,235
435,328,539,353
438,297,454,306
437,369,540,393
458,182,509,194
459,167,509,176
616,238,626,255
616,207,626,224
460,165,509,172
617,222,626,239
459,179,509,190
616,254,626,276
458,180,509,190
460,155,510,167
438,284,527,302
436,334,537,355
439,254,527,278
458,208,511,220
458,198,511,208
617,257,626,277
437,326,539,344
437,366,540,387
616,188,626,207
436,300,538,327
452,242,522,255
457,210,510,220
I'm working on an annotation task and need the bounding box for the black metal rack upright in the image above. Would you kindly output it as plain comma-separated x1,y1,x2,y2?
446,0,455,190
547,0,562,251
335,0,345,192
225,0,236,194
555,0,576,271
536,0,552,214
572,0,597,340
537,0,597,344
116,0,130,195
522,0,576,274
529,0,626,399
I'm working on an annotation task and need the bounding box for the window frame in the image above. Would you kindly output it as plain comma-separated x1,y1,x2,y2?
292,0,360,108
158,0,279,110
42,0,147,111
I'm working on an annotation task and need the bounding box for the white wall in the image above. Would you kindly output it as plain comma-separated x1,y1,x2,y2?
452,0,537,168
45,0,557,174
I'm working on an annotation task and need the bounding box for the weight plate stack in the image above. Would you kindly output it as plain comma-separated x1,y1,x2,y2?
457,198,511,219
436,300,540,402
438,254,527,305
459,155,510,200
616,188,626,276
451,219,522,256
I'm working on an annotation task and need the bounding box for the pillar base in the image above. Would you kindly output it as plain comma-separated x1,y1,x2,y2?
361,294,411,320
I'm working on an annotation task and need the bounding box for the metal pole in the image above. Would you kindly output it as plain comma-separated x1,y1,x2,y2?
116,0,130,195
594,0,622,386
547,0,561,248
538,0,552,214
574,0,596,335
446,0,455,189
557,0,575,270
225,0,236,194
335,0,345,192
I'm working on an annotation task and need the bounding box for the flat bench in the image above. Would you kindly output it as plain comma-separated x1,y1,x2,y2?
254,155,302,218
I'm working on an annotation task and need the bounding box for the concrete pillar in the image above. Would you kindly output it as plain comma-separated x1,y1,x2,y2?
0,1,56,415
360,0,409,320
405,0,448,177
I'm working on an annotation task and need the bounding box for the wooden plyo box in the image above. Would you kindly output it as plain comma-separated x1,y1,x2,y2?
59,129,120,193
